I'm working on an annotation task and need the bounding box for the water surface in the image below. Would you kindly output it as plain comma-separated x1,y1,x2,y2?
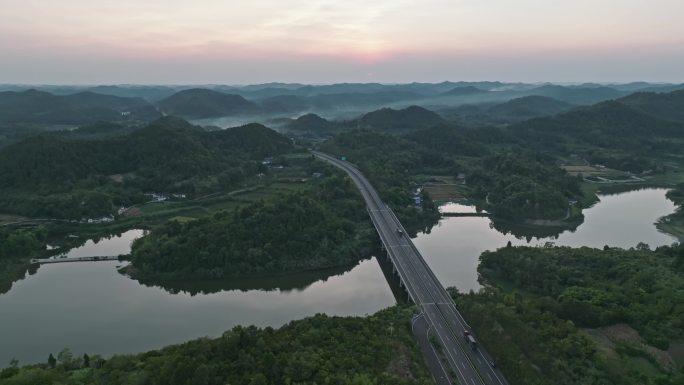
0,188,677,366
0,231,394,366
414,188,678,292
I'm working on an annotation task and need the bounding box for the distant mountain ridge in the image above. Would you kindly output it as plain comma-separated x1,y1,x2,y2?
157,88,261,119
487,96,575,118
1,82,682,128
0,116,292,186
618,89,684,123
440,86,488,96
513,90,684,143
521,85,626,104
437,95,575,124
0,89,160,124
359,106,444,131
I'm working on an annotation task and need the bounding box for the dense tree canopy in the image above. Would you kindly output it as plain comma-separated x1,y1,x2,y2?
468,152,583,220
129,175,375,280
0,307,431,385
320,129,442,234
455,244,684,385
0,117,293,219
0,227,47,294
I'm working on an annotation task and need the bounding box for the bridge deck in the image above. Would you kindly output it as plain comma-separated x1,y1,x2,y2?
30,255,121,264
314,151,508,385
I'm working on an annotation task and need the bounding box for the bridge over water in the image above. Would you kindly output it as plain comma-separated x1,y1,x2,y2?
314,151,508,385
30,256,121,265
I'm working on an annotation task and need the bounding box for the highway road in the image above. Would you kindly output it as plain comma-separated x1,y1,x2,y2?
314,151,509,385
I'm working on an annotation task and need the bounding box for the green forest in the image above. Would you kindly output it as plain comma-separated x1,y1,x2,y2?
0,117,293,219
0,306,430,385
128,174,376,280
454,244,684,385
467,152,583,220
0,227,47,294
321,127,582,223
321,90,684,225
319,129,442,235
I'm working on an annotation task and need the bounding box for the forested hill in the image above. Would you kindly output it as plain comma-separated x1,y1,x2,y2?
0,89,161,124
128,175,375,280
486,96,575,119
358,106,444,131
286,113,334,131
520,84,626,104
0,117,291,190
157,88,261,118
457,244,684,384
513,89,684,147
618,89,684,123
0,117,293,218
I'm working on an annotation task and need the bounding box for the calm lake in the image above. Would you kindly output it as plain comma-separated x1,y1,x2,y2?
0,188,678,366
415,187,679,292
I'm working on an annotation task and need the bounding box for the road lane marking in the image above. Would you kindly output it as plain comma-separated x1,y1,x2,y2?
425,324,454,385
317,152,497,385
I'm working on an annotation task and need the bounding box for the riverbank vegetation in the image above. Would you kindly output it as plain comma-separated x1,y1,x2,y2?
0,227,47,294
127,173,376,280
454,244,684,385
0,306,431,385
660,184,684,241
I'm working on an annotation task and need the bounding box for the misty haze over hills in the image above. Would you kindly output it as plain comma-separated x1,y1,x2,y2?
1,81,683,132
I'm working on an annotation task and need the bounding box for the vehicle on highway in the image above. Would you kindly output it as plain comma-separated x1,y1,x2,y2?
396,228,404,237
463,330,477,350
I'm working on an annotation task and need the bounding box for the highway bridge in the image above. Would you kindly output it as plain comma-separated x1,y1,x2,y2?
30,255,120,265
314,151,508,385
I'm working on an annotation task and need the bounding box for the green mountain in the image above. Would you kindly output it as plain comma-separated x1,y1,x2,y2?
157,89,261,118
487,96,575,119
129,175,373,280
85,85,179,102
0,117,293,218
516,99,683,139
260,91,422,114
58,121,136,138
521,85,626,104
259,94,310,113
618,89,684,123
507,90,684,171
285,113,335,132
0,90,160,124
404,124,490,156
358,105,444,131
437,96,575,125
440,86,487,96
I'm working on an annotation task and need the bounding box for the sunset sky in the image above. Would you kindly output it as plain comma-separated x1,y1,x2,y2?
1,0,683,84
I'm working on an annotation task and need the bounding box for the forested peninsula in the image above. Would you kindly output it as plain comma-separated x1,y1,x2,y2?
127,175,377,280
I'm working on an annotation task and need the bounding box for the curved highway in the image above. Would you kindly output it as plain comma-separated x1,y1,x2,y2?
313,151,509,385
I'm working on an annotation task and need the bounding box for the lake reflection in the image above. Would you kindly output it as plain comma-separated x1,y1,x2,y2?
0,188,677,367
0,232,394,366
414,188,679,292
